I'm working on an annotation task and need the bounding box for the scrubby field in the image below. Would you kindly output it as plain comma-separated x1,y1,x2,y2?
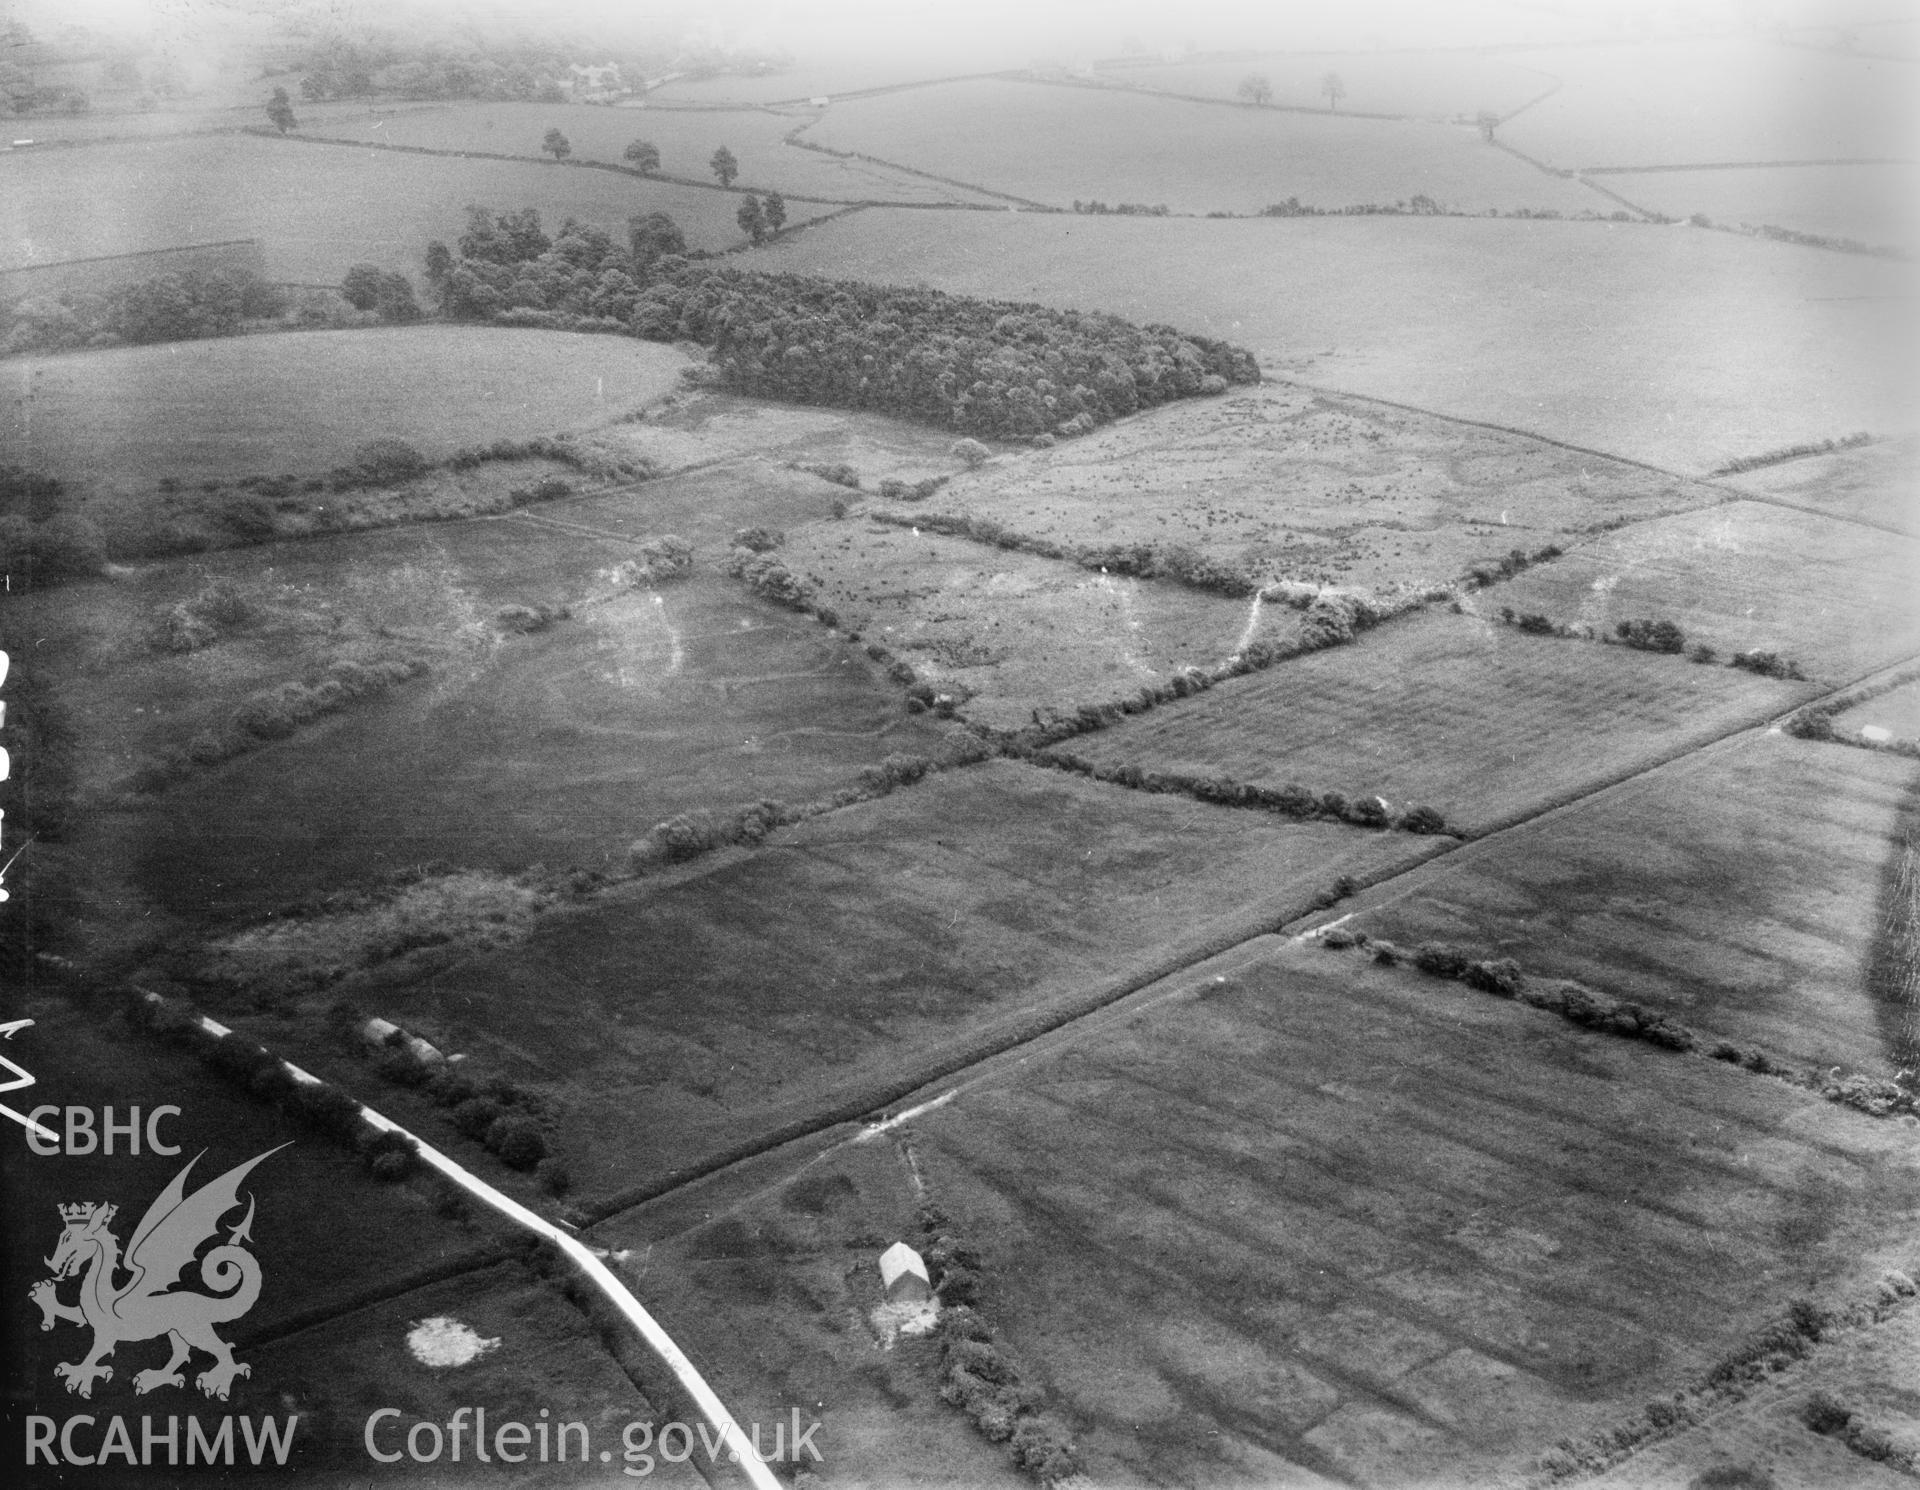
884,940,1920,1486
1482,499,1920,683
1352,730,1918,1078
2,327,688,487
1102,50,1555,120
1720,434,1918,535
55,519,942,926
802,79,1600,213
234,762,1437,1194
779,518,1285,729
1498,38,1912,168
297,100,1000,205
1600,162,1919,250
0,132,747,278
923,381,1709,595
1056,609,1811,831
755,210,1917,474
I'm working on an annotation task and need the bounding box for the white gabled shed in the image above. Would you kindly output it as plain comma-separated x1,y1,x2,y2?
879,1241,932,1303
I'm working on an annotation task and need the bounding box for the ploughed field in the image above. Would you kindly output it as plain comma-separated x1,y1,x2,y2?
1349,731,1920,1080
231,762,1441,1197
1050,609,1813,833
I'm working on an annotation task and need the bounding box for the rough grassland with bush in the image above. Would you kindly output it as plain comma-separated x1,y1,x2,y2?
242,762,1435,1194
756,210,1916,476
914,380,1711,596
1351,731,1918,1079
901,940,1920,1488
778,519,1300,730
802,78,1599,214
1058,609,1811,834
0,327,687,490
1481,500,1920,684
0,130,751,278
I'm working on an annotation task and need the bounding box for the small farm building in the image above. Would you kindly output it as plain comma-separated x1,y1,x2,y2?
879,1242,932,1303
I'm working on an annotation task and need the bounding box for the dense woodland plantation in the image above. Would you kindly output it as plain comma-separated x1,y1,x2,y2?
2,1,1918,1488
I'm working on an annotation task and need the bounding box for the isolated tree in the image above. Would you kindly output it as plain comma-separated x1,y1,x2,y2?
265,85,297,133
762,191,787,234
623,138,660,174
709,144,739,187
423,239,454,290
1236,73,1272,106
1320,71,1346,110
736,193,767,243
542,127,571,160
340,263,388,311
1475,110,1498,143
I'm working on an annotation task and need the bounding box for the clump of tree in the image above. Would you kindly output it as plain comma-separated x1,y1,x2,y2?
623,138,660,173
423,206,1258,438
265,86,298,133
1614,617,1686,654
541,127,570,160
3,264,289,355
1729,649,1807,680
1236,73,1273,106
340,264,423,322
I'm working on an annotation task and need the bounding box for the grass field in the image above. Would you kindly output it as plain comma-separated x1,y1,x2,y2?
1054,609,1811,832
236,762,1437,1196
1482,499,1920,684
1600,161,1920,249
923,380,1709,596
3,327,688,488
1499,37,1913,168
802,78,1601,213
878,939,1920,1486
297,100,1000,205
0,132,748,278
1103,50,1556,120
1836,680,1920,740
245,1263,709,1485
1720,434,1918,535
753,209,1917,475
1350,729,1918,1079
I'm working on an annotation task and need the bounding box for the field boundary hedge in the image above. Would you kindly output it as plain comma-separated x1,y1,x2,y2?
1787,662,1920,757
1310,928,1920,1120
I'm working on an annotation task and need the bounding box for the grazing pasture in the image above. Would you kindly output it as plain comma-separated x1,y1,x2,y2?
1482,499,1920,683
1835,679,1920,740
1054,609,1810,832
756,210,1917,475
257,763,1436,1192
802,79,1600,213
1,327,688,487
1104,50,1556,120
1498,38,1913,168
0,132,746,278
895,940,1920,1486
1353,730,1919,1078
1600,162,1919,250
299,101,999,205
929,380,1709,595
1720,434,1919,535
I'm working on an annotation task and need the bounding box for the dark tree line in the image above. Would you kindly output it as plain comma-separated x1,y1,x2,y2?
423,206,1259,440
2,265,289,354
